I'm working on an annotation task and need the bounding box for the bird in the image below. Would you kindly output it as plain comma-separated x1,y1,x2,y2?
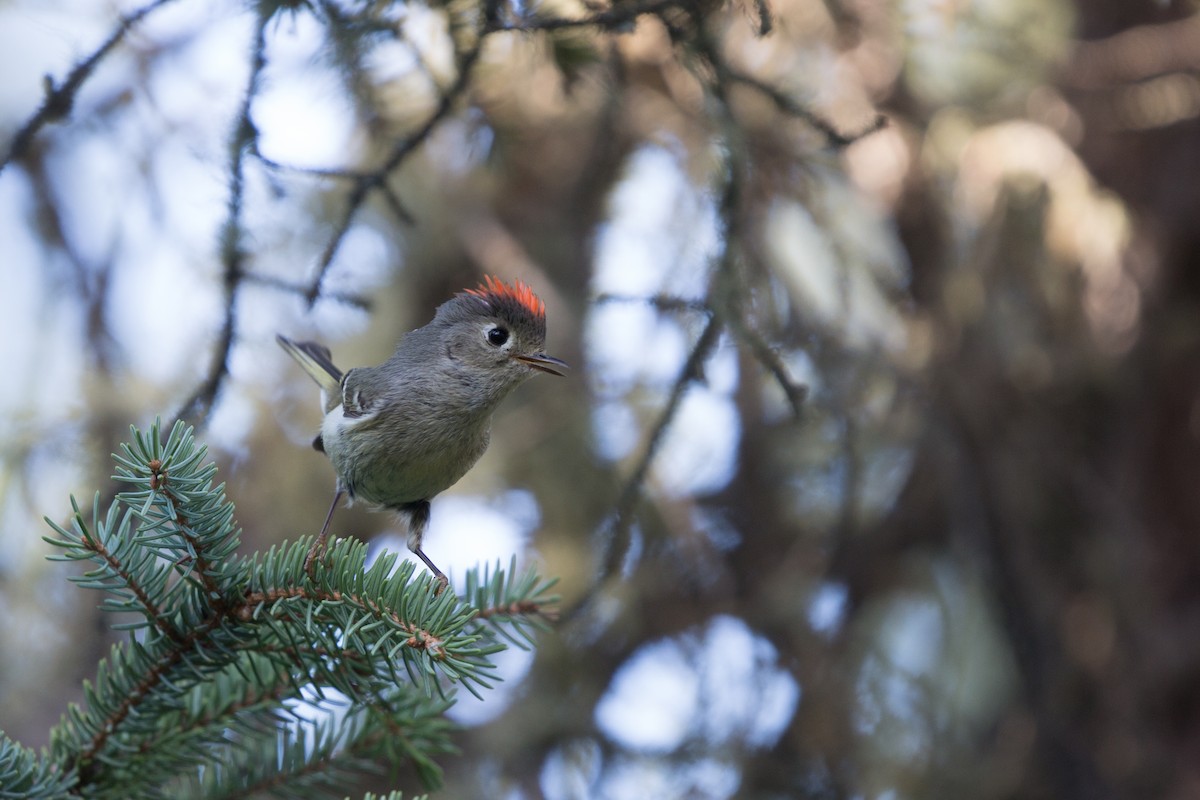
277,276,567,587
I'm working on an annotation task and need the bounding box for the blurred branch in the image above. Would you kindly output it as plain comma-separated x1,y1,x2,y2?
598,312,723,577
576,97,735,615
695,15,812,417
724,311,808,419
300,0,694,305
692,10,835,425
1064,12,1200,90
499,0,685,32
253,153,367,181
594,293,710,312
242,271,372,310
303,28,488,305
172,8,272,429
569,0,851,618
722,66,887,148
0,0,180,174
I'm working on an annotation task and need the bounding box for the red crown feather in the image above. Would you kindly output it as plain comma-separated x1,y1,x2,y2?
465,275,546,320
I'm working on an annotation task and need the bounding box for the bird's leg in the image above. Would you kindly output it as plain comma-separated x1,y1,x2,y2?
304,488,343,579
405,500,448,593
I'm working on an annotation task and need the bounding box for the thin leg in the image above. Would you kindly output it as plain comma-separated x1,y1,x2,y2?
304,489,343,579
405,500,448,592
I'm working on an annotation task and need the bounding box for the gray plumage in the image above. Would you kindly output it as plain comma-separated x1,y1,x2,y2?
278,277,566,585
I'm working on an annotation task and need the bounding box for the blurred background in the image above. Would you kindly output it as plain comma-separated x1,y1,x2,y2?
2,0,1199,797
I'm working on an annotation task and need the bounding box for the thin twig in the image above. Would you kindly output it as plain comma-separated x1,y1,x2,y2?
171,10,272,428
599,313,724,580
694,13,809,418
236,586,445,656
498,0,685,32
241,271,372,310
0,0,180,174
232,742,343,798
474,599,555,620
253,152,369,181
595,293,710,312
304,38,487,304
82,526,183,644
723,66,887,148
133,681,291,756
725,312,808,419
75,613,224,786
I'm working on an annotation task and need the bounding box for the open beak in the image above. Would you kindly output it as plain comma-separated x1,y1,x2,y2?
515,353,569,376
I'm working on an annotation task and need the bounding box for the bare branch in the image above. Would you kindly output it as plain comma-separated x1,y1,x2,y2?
498,0,686,32
171,8,272,429
0,0,181,174
725,313,808,419
242,271,372,310
303,37,488,305
723,66,887,148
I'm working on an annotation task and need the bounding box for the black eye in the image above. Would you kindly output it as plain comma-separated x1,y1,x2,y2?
487,327,509,347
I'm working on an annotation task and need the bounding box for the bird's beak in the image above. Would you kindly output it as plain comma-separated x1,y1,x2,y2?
515,353,569,376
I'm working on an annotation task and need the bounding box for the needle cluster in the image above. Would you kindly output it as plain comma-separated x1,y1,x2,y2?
0,420,557,799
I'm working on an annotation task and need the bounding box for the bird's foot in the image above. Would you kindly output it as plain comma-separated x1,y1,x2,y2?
303,537,329,581
303,548,320,581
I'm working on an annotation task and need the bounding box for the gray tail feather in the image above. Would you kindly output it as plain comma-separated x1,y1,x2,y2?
276,334,343,391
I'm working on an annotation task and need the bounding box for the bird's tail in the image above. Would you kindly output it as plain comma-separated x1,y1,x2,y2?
276,335,343,395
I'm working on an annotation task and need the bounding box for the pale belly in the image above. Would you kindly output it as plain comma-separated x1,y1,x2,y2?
321,404,491,508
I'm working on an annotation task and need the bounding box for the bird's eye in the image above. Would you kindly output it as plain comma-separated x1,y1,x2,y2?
487,327,509,347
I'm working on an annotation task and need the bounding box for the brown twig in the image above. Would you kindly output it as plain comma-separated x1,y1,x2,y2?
595,293,710,313
0,0,181,174
722,66,887,148
76,614,224,785
303,32,489,305
474,599,556,621
241,271,372,310
80,520,183,644
171,9,272,429
596,312,724,582
497,0,686,32
724,312,809,419
236,586,446,657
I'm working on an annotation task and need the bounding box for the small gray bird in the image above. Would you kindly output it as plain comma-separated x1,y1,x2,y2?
278,276,567,587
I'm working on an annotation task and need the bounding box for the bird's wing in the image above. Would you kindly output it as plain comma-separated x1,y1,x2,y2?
339,369,375,420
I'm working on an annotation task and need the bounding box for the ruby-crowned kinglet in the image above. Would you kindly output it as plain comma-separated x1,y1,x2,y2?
278,276,567,587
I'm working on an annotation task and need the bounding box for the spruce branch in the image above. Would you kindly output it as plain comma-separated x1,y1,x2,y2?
30,420,557,798
190,717,383,799
44,494,181,641
112,421,242,606
465,557,561,648
0,732,76,799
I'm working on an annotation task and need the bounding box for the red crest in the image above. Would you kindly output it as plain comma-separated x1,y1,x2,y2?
465,276,546,320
